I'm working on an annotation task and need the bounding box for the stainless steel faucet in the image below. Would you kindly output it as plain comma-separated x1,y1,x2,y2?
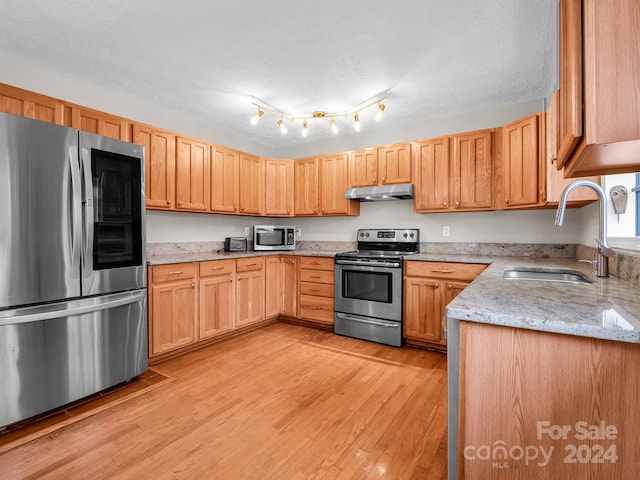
555,180,613,277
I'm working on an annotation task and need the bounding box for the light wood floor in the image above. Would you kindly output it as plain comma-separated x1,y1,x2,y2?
0,323,448,479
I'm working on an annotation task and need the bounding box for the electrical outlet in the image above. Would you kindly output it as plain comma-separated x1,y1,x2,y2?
244,227,250,237
442,226,450,237
296,227,302,238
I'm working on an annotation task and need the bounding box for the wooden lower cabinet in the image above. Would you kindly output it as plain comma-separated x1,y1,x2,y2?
149,263,198,356
457,321,640,478
281,256,298,317
265,256,281,318
298,256,335,327
404,261,487,350
199,260,235,339
236,257,265,327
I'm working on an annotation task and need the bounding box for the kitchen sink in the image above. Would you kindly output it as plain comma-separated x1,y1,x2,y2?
502,267,593,284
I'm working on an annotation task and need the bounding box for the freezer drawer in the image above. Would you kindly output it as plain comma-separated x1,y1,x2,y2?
0,290,147,428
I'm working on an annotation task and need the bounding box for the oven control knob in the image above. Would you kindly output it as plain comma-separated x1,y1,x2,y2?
359,233,364,237
410,233,414,238
365,233,370,237
403,233,408,238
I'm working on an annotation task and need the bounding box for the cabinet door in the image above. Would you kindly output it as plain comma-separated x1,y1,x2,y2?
70,106,126,140
556,0,583,169
236,269,265,327
210,145,239,214
150,280,197,355
264,159,293,216
239,153,263,215
265,256,281,318
281,256,298,317
502,114,542,208
132,124,175,210
378,143,412,184
442,280,469,346
176,136,210,211
294,157,319,215
199,274,235,340
413,137,451,212
404,277,442,343
350,149,378,187
452,130,493,210
320,153,352,215
0,83,64,124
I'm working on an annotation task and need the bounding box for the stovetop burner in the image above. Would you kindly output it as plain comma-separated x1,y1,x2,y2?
336,228,420,259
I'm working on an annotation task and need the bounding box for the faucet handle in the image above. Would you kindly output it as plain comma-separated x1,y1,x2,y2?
595,238,615,257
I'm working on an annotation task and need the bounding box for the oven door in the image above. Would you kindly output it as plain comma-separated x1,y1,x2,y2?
334,259,402,321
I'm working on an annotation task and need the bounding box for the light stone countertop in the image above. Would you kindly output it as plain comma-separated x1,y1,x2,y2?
146,249,340,265
443,256,640,344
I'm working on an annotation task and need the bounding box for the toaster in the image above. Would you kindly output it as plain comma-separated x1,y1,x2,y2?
223,237,247,252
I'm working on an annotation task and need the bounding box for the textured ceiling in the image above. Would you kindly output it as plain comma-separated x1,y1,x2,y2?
0,0,557,149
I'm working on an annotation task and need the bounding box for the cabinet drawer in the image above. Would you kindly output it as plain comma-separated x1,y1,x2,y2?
299,256,334,271
405,261,487,281
299,282,334,298
299,269,334,284
299,295,334,323
151,263,196,283
236,256,265,272
199,259,234,277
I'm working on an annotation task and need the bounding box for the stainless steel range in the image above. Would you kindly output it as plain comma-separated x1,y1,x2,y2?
334,228,419,347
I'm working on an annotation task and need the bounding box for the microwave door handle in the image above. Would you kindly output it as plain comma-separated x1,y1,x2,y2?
81,147,94,285
69,146,82,277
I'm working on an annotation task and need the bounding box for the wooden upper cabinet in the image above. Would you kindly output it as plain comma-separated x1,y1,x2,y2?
502,113,544,208
69,105,126,140
378,143,412,184
350,148,379,187
320,153,358,216
451,130,493,211
239,153,263,215
559,0,640,176
413,137,451,212
210,145,239,214
556,0,582,170
294,157,320,215
0,83,64,124
176,136,210,211
264,158,293,216
132,123,175,210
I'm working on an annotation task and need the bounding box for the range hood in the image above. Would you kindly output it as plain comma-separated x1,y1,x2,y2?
344,183,414,201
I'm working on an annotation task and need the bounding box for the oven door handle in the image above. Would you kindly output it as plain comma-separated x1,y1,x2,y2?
335,313,401,328
335,259,401,268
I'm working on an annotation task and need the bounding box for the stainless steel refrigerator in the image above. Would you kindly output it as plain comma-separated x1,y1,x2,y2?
0,112,147,428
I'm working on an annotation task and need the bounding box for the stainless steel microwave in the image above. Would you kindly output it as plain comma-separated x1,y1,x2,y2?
253,225,296,251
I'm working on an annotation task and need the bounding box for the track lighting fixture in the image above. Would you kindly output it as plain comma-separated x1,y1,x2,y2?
353,112,361,132
248,90,389,138
277,118,287,134
374,103,385,122
329,119,339,134
250,109,264,126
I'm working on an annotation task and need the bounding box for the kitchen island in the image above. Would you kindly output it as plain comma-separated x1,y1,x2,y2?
445,257,640,480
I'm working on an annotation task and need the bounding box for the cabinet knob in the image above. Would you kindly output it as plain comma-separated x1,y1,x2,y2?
191,283,195,288
287,209,290,214
382,178,386,183
314,208,317,213
178,201,182,206
166,200,172,205
443,202,448,207
240,207,244,212
455,201,460,207
372,178,376,184
505,199,510,205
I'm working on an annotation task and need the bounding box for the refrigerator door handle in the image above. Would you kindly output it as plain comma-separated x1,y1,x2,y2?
0,290,146,326
69,146,82,276
81,147,94,284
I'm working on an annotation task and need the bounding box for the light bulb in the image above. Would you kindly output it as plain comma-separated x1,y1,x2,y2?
330,119,338,134
353,113,361,132
250,109,264,125
302,120,308,137
278,119,288,134
375,103,385,122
